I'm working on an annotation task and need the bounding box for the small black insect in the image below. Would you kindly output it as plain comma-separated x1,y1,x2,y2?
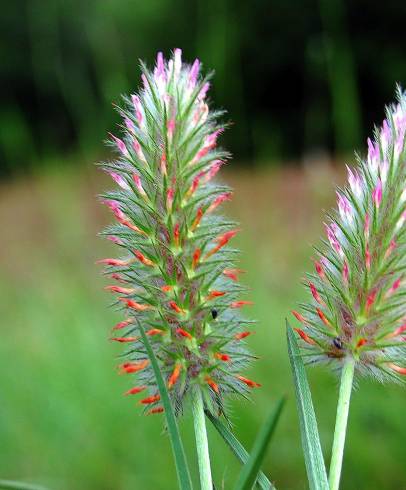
211,309,218,320
333,337,344,349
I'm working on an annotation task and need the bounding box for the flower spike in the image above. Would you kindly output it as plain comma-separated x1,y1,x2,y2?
292,88,406,383
97,49,257,416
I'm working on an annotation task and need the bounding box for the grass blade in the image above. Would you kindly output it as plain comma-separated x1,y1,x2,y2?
206,410,276,490
139,325,193,490
0,481,49,490
286,321,329,490
234,397,285,490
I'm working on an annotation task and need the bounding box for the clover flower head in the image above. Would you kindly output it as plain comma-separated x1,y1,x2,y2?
292,87,406,382
97,49,259,416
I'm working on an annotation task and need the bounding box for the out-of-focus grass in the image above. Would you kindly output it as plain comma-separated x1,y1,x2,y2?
0,163,405,490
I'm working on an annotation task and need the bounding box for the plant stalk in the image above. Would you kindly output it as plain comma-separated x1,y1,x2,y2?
191,388,213,490
328,357,355,490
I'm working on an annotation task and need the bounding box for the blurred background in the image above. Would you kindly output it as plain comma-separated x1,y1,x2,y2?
1,0,405,489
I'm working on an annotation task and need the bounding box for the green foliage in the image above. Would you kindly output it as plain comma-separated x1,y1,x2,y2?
139,325,193,490
286,322,329,490
233,398,284,490
206,411,274,490
5,0,406,174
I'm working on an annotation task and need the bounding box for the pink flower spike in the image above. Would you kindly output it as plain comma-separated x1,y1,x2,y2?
98,51,260,416
372,179,382,208
110,133,129,157
109,172,130,190
289,89,406,383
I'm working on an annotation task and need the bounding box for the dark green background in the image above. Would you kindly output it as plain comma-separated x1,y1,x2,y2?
2,0,406,174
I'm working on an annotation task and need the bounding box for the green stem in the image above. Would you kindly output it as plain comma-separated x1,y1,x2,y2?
328,358,355,490
191,388,213,490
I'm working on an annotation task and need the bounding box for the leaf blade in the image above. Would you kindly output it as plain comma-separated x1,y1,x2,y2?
0,480,49,490
286,321,329,490
206,410,276,490
139,325,193,490
233,398,285,490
